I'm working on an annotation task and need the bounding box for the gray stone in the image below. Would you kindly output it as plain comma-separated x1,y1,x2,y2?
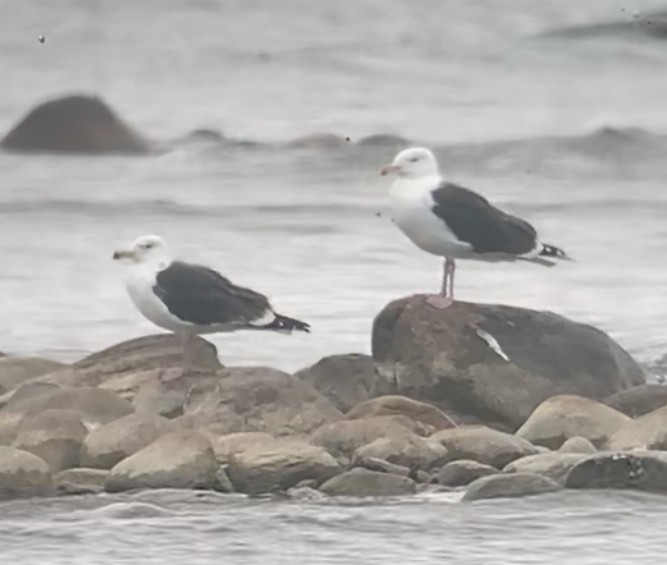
346,395,456,432
372,297,644,429
604,384,667,418
516,395,630,449
55,467,109,495
351,435,449,472
606,405,667,451
353,456,411,477
0,446,52,499
503,452,589,484
430,426,538,468
210,432,275,464
559,436,597,454
80,413,172,469
0,356,65,394
319,468,417,497
463,473,561,502
437,460,498,487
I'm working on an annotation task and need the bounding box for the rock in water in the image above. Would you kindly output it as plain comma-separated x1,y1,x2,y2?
372,297,644,429
352,435,449,472
503,452,590,485
1,94,149,154
55,468,109,495
319,468,417,497
604,385,667,418
0,446,52,499
437,460,497,487
516,395,630,449
462,473,561,502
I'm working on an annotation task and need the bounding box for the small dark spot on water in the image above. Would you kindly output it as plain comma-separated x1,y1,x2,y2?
38,35,45,44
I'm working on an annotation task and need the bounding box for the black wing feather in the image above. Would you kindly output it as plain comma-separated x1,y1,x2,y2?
154,261,270,326
431,182,538,255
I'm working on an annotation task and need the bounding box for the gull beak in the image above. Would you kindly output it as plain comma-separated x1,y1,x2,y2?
380,164,402,176
112,249,136,261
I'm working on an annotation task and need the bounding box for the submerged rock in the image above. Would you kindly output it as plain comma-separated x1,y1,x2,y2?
463,473,561,502
346,395,456,432
516,395,630,449
372,297,644,429
1,94,149,154
503,452,589,485
295,354,389,413
604,385,667,418
0,446,52,499
437,460,498,487
319,468,417,497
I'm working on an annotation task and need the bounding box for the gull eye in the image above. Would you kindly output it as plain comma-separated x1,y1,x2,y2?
409,156,419,163
143,243,154,250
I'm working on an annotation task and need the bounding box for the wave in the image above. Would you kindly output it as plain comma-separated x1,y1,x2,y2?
541,10,667,41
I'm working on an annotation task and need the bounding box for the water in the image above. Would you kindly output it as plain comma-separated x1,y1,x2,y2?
2,1,667,562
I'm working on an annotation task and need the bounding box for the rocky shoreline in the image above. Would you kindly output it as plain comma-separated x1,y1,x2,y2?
0,294,664,503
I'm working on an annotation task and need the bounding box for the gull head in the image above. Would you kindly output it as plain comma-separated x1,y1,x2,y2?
113,235,170,266
380,147,440,179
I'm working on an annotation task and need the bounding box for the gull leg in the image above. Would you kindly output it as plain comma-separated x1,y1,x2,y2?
427,257,454,309
180,332,193,375
448,258,456,299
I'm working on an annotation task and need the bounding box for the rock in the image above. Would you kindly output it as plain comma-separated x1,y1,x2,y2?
295,354,389,413
0,386,133,439
559,436,597,454
462,473,561,502
356,134,410,147
346,395,456,432
516,395,630,449
0,357,65,394
0,446,52,499
38,334,221,390
437,460,498,487
353,456,411,477
372,297,644,429
1,94,149,154
430,426,538,468
0,382,61,412
80,413,172,469
606,405,667,451
319,468,417,497
503,452,589,484
105,431,221,492
55,468,108,495
12,409,87,472
285,133,347,149
351,435,449,472
181,367,342,436
226,439,341,494
310,416,424,459
604,385,667,418
210,432,275,464
564,451,667,492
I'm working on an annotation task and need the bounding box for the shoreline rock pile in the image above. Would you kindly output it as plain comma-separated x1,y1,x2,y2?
0,296,664,503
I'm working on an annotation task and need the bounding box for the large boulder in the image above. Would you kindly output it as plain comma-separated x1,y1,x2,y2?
516,395,630,449
210,432,275,464
310,416,423,460
319,468,417,497
226,439,341,494
437,460,498,487
604,385,667,418
0,446,52,499
105,431,221,492
0,357,65,394
295,354,390,412
352,435,449,472
503,452,589,484
372,297,644,429
346,395,456,432
181,367,342,436
606,405,667,451
462,473,561,502
80,413,173,469
564,451,667,492
429,426,538,468
1,94,149,154
12,409,87,472
558,436,597,454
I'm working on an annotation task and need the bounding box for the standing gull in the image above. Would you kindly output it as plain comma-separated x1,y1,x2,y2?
381,147,568,308
113,235,310,370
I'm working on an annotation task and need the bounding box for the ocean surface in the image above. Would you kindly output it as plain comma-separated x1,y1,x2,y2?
2,1,667,563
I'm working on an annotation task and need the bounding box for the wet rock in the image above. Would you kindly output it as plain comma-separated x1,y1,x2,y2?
606,405,667,451
0,446,52,499
346,395,456,432
285,133,347,149
210,432,275,464
604,385,667,418
437,460,498,487
430,426,538,468
0,382,61,414
12,409,87,472
0,357,65,394
105,431,221,492
372,297,644,429
462,473,561,502
55,467,108,495
226,439,341,494
558,436,597,454
310,415,423,459
319,468,417,497
503,452,589,484
564,451,667,492
516,395,630,449
1,94,149,154
80,413,172,469
295,354,389,413
351,435,449,472
353,456,411,477
181,367,342,436
356,133,410,147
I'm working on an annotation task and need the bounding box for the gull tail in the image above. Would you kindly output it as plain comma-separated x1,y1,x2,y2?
261,313,311,333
